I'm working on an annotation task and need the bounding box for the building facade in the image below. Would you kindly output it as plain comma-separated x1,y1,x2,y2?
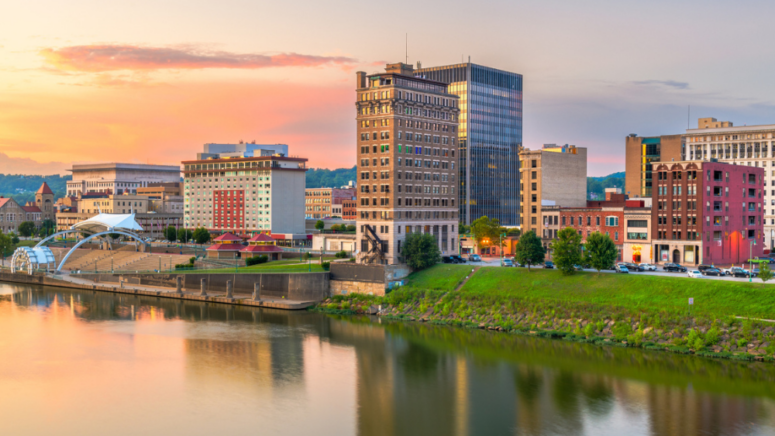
622,208,652,263
651,160,764,266
519,145,587,236
683,117,775,249
625,134,683,198
416,62,523,226
66,163,180,197
182,151,307,236
355,63,460,264
305,187,356,219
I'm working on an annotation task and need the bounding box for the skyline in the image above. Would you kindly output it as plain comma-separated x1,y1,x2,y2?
4,0,775,176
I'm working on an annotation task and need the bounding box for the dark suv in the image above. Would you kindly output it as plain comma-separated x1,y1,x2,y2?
663,263,687,273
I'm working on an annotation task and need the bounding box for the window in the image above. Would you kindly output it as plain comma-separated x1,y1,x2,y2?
605,216,619,226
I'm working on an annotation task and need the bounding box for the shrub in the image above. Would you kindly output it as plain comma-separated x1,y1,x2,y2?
188,257,196,265
334,250,349,259
583,323,595,337
612,322,631,340
246,255,269,266
705,326,720,345
737,338,748,348
322,261,331,271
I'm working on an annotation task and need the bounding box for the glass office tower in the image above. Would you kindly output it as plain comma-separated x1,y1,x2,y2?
416,63,523,226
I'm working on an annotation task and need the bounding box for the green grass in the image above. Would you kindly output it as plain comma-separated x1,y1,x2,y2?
402,265,473,291
459,267,775,319
171,263,325,274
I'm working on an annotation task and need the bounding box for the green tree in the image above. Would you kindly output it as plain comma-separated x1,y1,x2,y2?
315,220,325,231
0,233,12,256
41,219,55,236
330,224,341,232
470,216,501,249
552,227,583,275
164,226,177,242
192,227,211,244
403,233,441,271
513,230,545,271
345,224,356,232
177,228,193,243
585,232,619,275
458,224,470,235
17,221,36,237
760,263,773,285
506,228,521,237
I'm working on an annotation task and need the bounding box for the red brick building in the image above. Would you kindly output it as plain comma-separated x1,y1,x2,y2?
557,190,639,262
652,160,764,266
342,199,357,220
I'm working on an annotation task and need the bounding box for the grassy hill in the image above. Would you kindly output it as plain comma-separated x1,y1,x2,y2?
587,172,624,199
306,166,356,189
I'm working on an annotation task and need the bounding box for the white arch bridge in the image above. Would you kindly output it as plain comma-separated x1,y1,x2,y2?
11,212,148,274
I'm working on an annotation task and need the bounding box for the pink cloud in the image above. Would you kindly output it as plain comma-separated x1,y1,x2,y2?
40,45,357,72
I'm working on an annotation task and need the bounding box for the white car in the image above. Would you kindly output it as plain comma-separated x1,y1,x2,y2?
688,270,703,278
639,263,657,271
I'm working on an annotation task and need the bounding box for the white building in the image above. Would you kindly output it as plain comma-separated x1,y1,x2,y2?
66,163,180,197
182,147,307,236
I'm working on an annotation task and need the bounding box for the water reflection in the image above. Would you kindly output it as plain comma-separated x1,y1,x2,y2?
1,283,775,436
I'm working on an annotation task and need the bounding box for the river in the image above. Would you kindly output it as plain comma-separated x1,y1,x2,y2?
1,282,774,436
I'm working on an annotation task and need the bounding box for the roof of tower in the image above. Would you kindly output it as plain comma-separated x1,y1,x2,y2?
37,183,54,195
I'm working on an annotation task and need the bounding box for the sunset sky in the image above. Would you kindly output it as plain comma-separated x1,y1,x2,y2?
3,0,775,176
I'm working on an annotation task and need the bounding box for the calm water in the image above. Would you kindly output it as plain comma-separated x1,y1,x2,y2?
1,283,775,436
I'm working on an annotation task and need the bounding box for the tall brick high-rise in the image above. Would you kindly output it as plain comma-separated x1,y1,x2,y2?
355,63,460,264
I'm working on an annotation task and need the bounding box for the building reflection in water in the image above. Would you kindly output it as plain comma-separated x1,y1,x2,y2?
4,283,775,436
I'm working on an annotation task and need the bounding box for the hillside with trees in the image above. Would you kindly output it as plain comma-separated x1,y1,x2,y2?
306,166,356,189
587,171,624,199
0,174,70,204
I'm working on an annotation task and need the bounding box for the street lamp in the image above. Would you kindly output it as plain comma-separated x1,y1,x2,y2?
750,239,757,282
500,233,505,266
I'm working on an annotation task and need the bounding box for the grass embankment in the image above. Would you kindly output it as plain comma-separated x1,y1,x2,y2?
315,265,775,362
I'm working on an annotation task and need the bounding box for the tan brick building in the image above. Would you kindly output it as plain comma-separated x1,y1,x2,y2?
355,63,460,264
519,144,587,236
305,188,356,219
625,134,683,198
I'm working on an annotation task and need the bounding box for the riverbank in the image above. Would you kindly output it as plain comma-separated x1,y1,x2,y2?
314,265,775,362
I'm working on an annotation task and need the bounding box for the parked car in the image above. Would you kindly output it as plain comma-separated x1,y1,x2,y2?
727,267,751,278
449,255,466,264
688,270,703,278
752,268,760,277
623,262,640,271
639,263,657,271
502,258,514,267
663,263,687,273
442,256,457,264
703,267,723,277
544,261,555,269
468,254,482,262
615,264,629,273
697,265,713,273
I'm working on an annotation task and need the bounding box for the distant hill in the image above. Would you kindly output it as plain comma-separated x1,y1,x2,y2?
306,166,356,189
587,172,624,200
0,174,70,205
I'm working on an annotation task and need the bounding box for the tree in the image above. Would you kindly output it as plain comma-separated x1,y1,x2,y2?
10,233,19,245
585,232,618,275
0,233,12,256
164,226,177,242
345,224,356,232
330,224,341,232
17,221,36,237
193,227,211,244
458,223,470,235
315,220,325,231
552,227,583,275
470,216,501,249
760,263,773,285
41,219,55,236
506,228,521,237
403,233,441,271
513,230,545,271
177,228,193,243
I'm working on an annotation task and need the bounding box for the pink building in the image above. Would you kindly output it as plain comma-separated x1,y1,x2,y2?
652,160,764,266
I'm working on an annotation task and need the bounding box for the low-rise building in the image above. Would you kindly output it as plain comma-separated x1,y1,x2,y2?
67,163,180,196
651,160,764,265
305,187,356,219
622,208,652,263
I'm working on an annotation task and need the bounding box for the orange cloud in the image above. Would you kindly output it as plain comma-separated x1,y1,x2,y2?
40,45,357,72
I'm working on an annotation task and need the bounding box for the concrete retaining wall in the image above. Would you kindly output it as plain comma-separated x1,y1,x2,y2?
78,272,330,301
330,280,385,296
